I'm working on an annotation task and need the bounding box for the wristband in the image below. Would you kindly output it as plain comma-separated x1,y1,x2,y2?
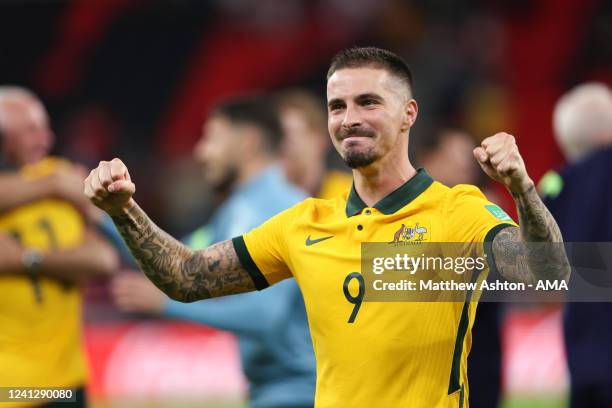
22,249,43,303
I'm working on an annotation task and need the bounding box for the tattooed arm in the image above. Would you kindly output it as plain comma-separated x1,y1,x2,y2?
111,203,255,301
84,159,256,302
491,186,570,284
474,133,570,284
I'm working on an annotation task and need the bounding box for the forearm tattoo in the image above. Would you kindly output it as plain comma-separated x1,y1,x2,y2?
111,204,255,301
492,185,570,284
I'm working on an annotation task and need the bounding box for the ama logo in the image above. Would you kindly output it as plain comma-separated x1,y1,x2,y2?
391,223,428,243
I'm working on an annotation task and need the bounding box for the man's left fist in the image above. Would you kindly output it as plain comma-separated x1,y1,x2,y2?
473,132,533,194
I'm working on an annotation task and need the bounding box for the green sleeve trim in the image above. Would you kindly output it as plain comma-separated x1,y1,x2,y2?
231,236,269,291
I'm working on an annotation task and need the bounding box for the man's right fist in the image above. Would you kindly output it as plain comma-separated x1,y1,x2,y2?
84,158,136,216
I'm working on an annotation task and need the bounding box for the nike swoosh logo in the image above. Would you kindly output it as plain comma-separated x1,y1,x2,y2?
306,235,334,246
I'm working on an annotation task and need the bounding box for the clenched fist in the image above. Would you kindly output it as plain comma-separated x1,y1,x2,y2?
84,158,136,216
473,132,534,194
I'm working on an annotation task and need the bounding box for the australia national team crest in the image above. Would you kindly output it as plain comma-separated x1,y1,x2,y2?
391,223,428,244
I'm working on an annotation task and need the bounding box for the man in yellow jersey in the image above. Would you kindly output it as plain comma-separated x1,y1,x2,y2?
0,86,118,407
85,47,570,407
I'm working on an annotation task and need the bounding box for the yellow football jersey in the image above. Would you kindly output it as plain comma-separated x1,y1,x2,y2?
317,169,353,200
233,169,516,407
0,158,87,404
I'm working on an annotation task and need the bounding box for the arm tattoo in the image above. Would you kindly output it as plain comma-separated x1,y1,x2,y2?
111,203,255,301
492,185,570,284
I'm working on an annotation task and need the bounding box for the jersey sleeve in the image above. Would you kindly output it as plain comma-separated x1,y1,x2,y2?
444,185,518,284
444,184,518,244
231,204,299,290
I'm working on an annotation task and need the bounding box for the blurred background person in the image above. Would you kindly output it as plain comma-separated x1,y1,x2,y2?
414,127,480,187
416,126,503,408
0,86,118,407
540,82,612,408
552,83,612,163
276,89,352,200
111,94,316,408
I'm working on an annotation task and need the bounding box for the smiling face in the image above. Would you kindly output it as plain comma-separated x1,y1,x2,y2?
326,67,417,169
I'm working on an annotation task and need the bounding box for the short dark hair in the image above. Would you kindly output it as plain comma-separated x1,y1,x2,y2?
327,46,413,92
212,94,283,153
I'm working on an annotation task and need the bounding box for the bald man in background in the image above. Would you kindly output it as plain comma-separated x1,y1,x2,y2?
552,83,612,162
540,83,612,408
0,86,118,407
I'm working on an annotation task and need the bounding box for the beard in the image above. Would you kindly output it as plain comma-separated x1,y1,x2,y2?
343,147,379,168
204,165,238,195
337,125,379,169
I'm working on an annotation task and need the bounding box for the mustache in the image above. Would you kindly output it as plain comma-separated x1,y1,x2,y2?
337,126,376,140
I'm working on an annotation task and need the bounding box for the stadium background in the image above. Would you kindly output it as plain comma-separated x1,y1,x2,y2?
1,0,611,407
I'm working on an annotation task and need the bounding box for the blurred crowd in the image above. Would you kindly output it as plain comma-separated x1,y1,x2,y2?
3,0,610,234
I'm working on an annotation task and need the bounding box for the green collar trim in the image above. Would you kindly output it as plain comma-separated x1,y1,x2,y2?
345,168,434,217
